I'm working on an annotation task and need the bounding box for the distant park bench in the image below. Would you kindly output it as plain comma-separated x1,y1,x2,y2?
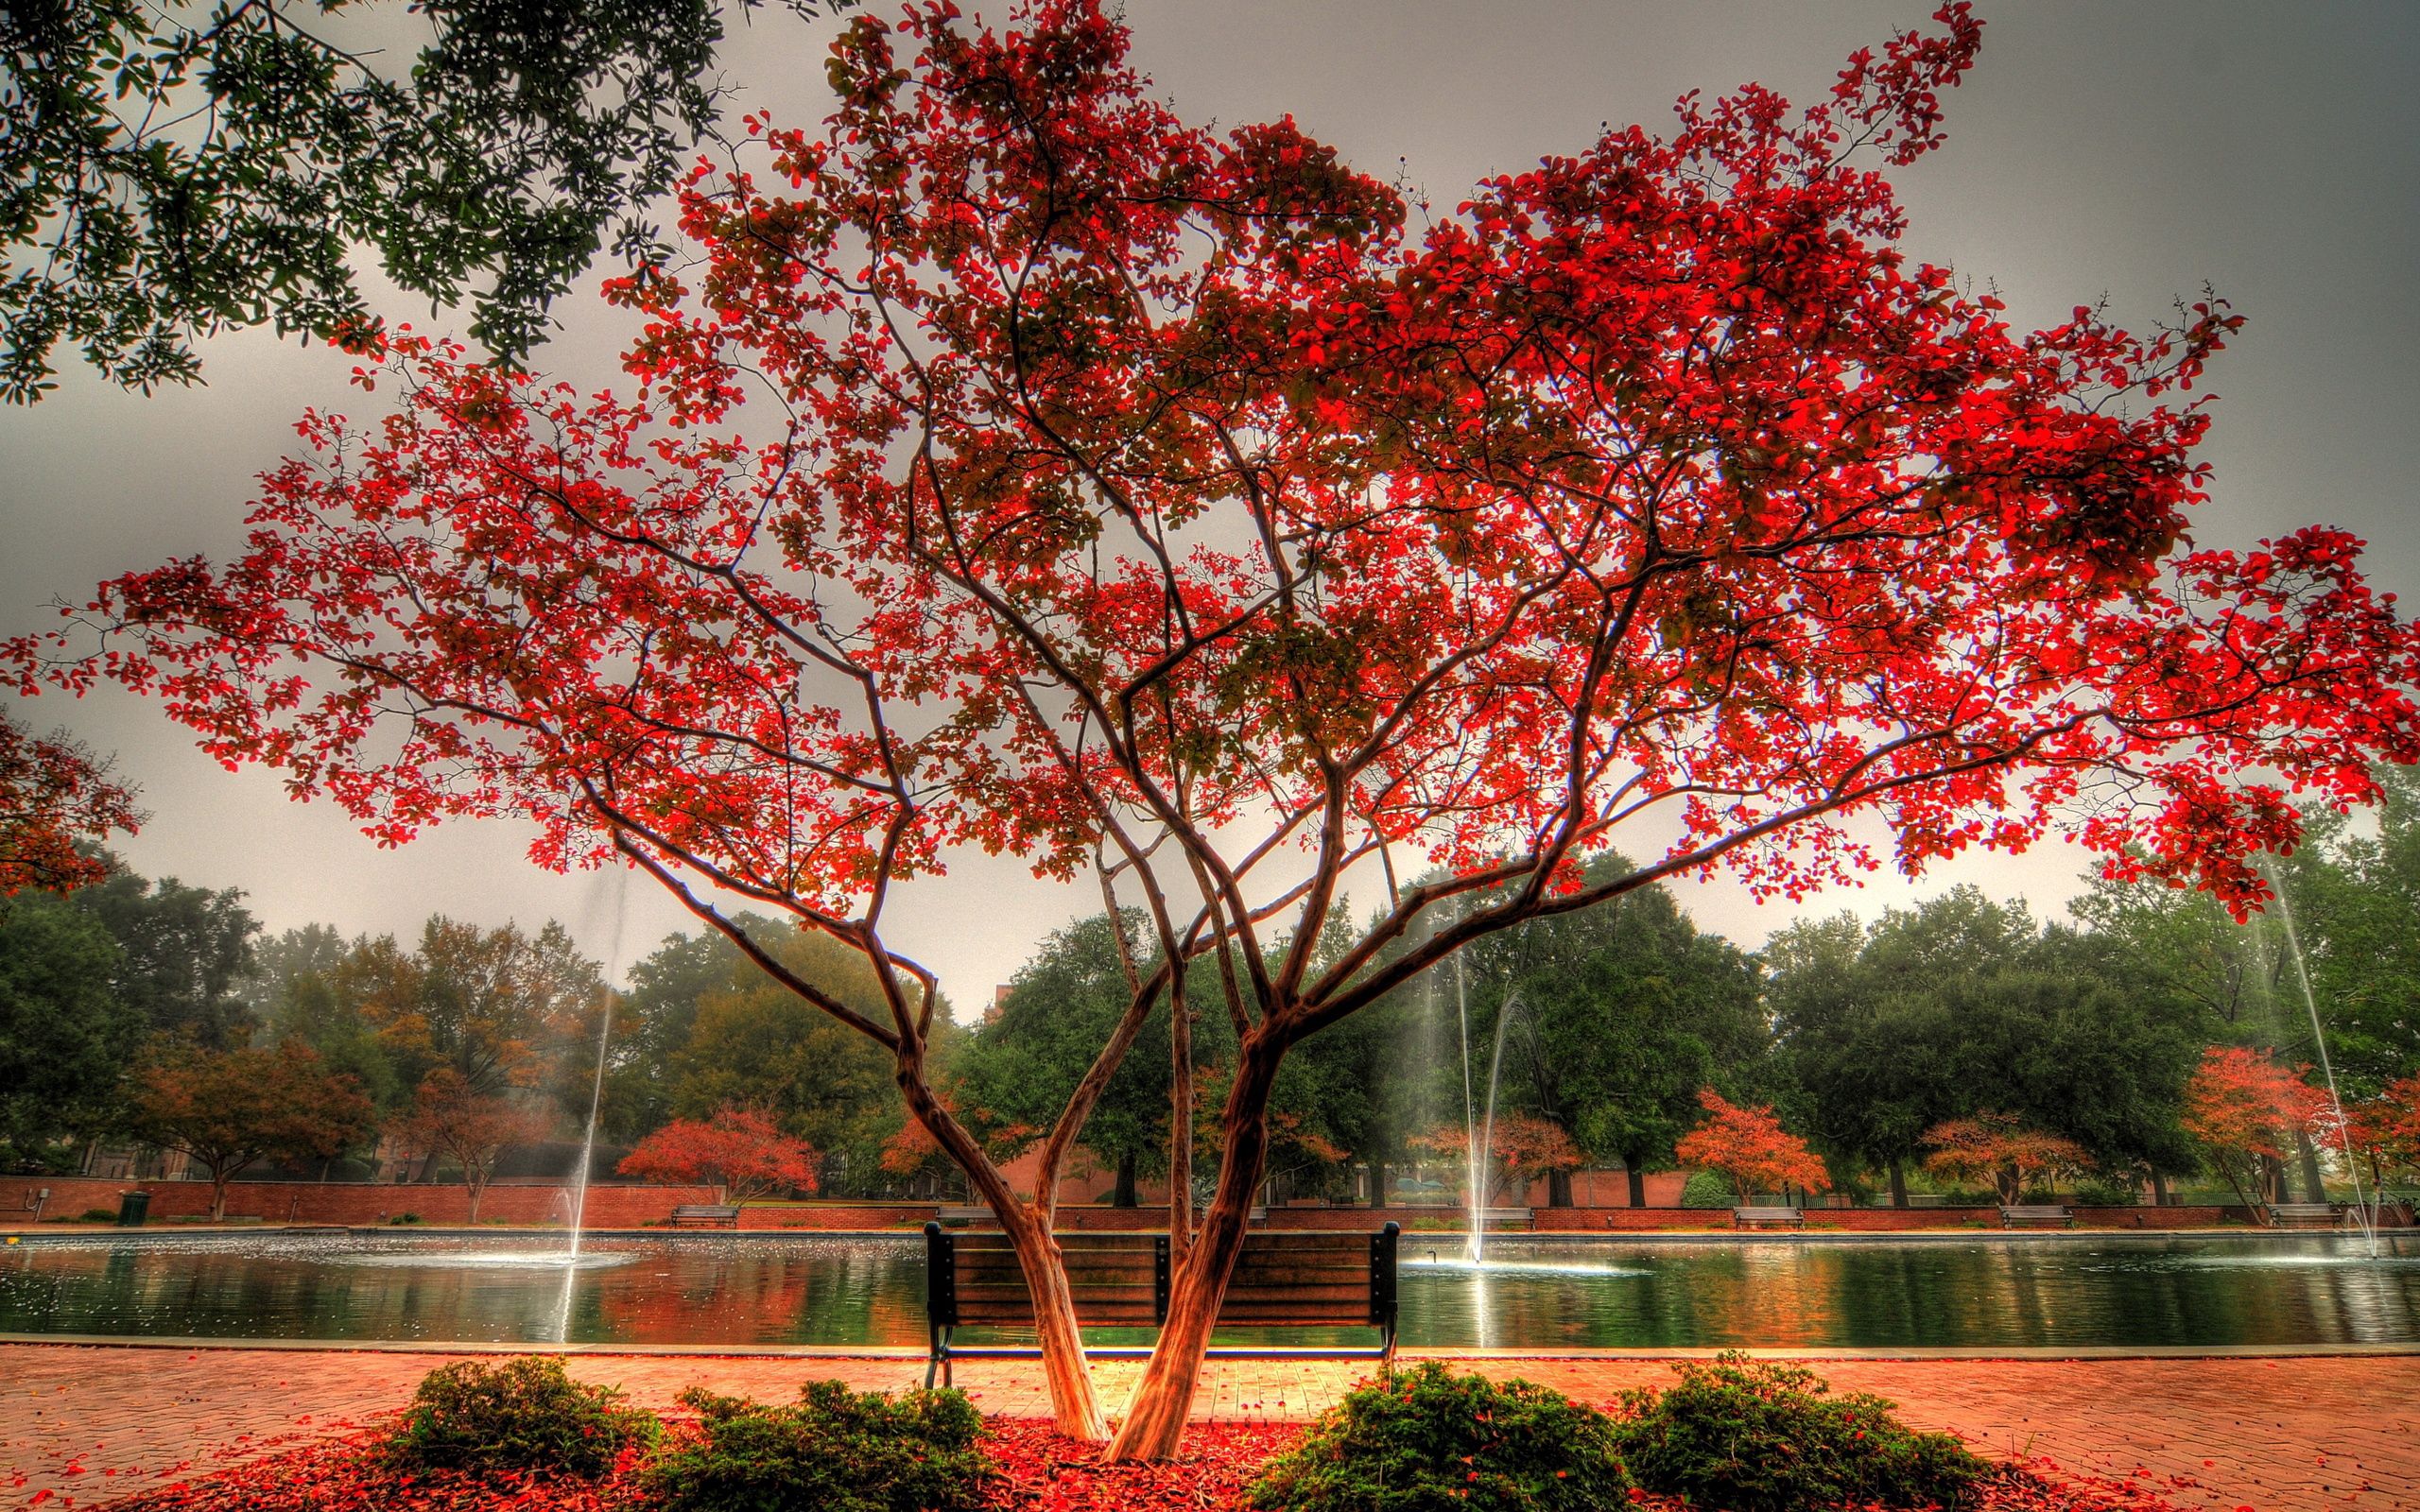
669,1204,740,1228
2269,1202,2340,1229
921,1222,1399,1388
1733,1206,1804,1229
1999,1205,2073,1228
1470,1207,1534,1229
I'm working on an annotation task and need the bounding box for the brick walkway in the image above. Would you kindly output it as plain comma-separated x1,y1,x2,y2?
1,1346,2411,1510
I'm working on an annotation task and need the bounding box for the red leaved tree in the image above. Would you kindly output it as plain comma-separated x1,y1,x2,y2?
2180,1045,2332,1223
1920,1111,2093,1204
0,711,139,893
128,1041,374,1219
617,1106,819,1203
1674,1090,1831,1201
2343,1074,2420,1198
11,0,2419,1452
390,1069,555,1223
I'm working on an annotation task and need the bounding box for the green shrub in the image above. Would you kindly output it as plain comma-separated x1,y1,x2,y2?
389,1211,423,1225
78,1208,116,1223
388,1357,657,1479
642,1381,988,1512
1249,1361,1633,1512
1679,1171,1734,1209
1611,1353,1986,1512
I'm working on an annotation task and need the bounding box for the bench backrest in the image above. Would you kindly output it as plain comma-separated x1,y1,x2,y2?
925,1224,1399,1332
2000,1205,2070,1215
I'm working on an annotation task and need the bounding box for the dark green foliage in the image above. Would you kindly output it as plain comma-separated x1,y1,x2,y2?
1679,1171,1734,1209
1611,1354,1987,1512
642,1380,989,1512
388,1357,656,1479
1249,1361,1634,1512
0,888,138,1163
0,0,851,401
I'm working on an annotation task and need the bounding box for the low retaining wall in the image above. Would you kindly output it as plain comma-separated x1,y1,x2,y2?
4,1176,2311,1233
2,1177,937,1230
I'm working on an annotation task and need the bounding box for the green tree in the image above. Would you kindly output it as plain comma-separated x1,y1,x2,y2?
243,923,406,1114
953,912,1176,1206
76,861,259,1048
1475,868,1768,1206
2,0,854,400
1772,888,2202,1204
0,886,138,1166
654,917,917,1194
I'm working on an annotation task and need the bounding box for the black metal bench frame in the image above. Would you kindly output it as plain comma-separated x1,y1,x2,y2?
923,1221,1399,1389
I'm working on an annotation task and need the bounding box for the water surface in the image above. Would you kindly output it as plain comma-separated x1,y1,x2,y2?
3,1231,2413,1349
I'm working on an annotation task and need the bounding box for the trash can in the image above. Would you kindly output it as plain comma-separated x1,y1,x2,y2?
115,1191,150,1227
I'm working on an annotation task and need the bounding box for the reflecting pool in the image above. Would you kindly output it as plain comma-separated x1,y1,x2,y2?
2,1231,2414,1349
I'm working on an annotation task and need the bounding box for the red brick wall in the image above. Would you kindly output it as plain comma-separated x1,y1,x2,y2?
4,1176,2270,1232
3,1177,931,1229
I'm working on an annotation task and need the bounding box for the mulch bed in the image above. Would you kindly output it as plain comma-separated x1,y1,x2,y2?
72,1419,2265,1512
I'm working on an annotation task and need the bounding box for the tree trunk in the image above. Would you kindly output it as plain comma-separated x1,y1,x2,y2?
209,1169,231,1222
1107,1028,1285,1461
2150,1169,2169,1207
895,1070,1109,1441
1546,1167,1573,1208
1113,1149,1138,1208
466,1177,485,1225
2294,1128,2326,1204
1887,1157,1909,1209
1625,1160,1646,1209
1369,1159,1390,1209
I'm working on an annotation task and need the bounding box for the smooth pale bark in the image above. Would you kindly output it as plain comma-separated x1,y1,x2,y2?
1105,1030,1284,1461
898,1072,1109,1439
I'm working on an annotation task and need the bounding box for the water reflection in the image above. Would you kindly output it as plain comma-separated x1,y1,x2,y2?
1,1232,2411,1349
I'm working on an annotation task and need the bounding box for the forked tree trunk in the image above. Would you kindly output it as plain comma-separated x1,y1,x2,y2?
896,1073,1109,1440
994,1202,1111,1440
1106,1030,1285,1461
209,1168,232,1222
466,1176,486,1225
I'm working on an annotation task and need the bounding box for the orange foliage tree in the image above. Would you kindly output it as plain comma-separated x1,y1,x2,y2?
1412,1114,1581,1207
0,712,138,894
1920,1111,2092,1204
127,1041,373,1219
617,1106,819,1203
1674,1089,1830,1201
2180,1046,2330,1222
390,1069,555,1222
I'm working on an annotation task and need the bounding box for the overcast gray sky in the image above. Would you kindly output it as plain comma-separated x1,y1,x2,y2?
3,2,2414,1007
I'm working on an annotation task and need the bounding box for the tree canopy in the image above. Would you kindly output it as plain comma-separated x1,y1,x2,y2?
13,0,2417,1454
0,0,856,400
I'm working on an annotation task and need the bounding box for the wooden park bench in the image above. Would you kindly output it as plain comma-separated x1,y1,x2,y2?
1733,1206,1804,1229
2270,1202,2340,1229
1470,1207,1534,1230
921,1222,1399,1388
669,1204,740,1228
1999,1205,2073,1228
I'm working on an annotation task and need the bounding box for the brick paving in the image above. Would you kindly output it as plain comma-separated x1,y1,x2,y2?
0,1345,2411,1510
